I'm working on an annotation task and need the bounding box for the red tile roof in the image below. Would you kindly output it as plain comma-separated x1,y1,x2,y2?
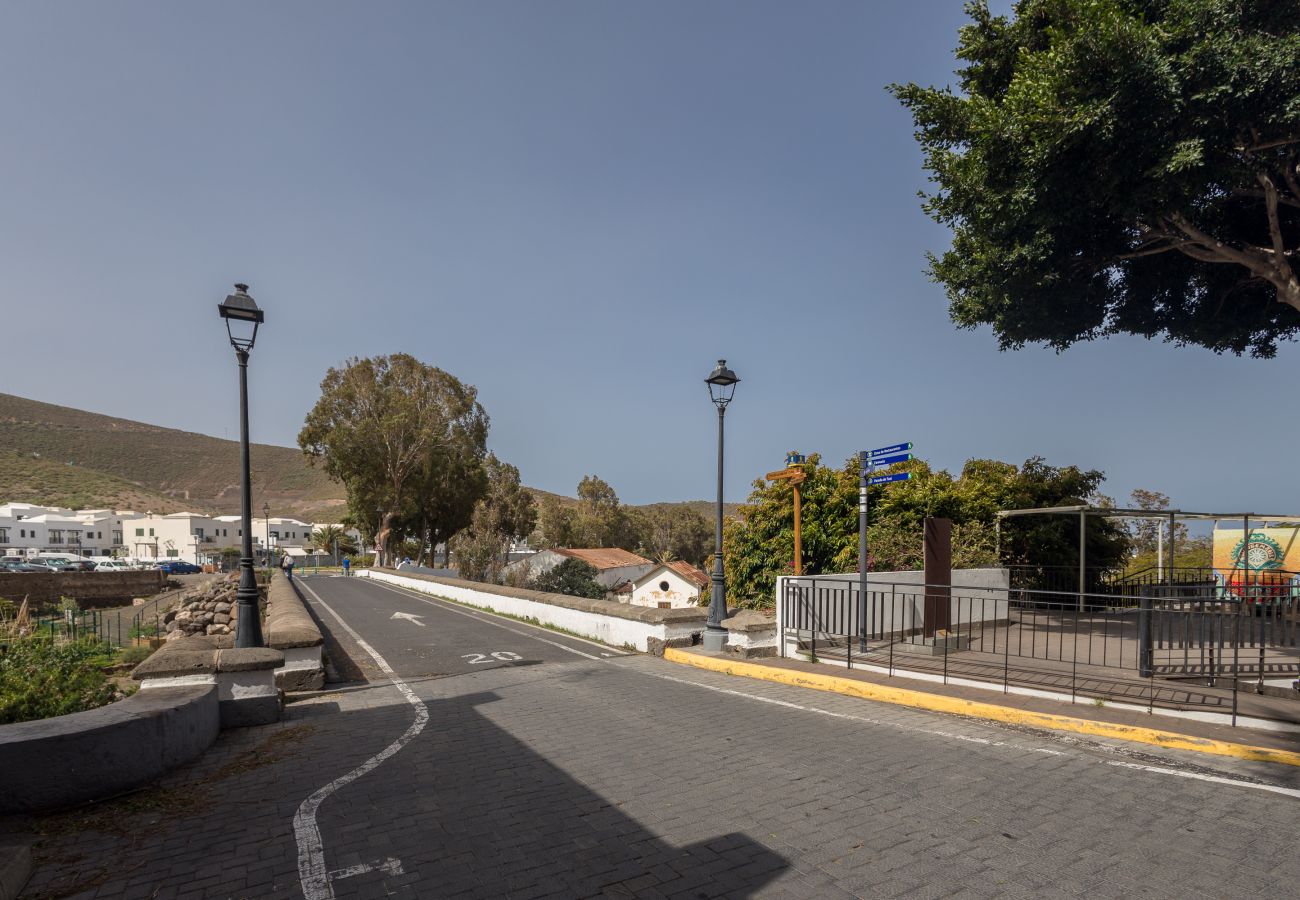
556,547,652,570
665,559,710,588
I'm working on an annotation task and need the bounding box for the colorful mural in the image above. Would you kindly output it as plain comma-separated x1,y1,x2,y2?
1212,526,1300,598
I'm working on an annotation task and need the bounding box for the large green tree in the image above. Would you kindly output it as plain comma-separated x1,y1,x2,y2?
298,354,488,566
451,454,537,582
723,453,1129,608
630,504,713,567
892,0,1300,356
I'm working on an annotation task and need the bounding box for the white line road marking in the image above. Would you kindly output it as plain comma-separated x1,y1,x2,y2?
1102,760,1300,800
365,579,612,661
294,580,430,900
645,670,1300,801
329,857,405,881
390,611,426,626
645,671,1065,756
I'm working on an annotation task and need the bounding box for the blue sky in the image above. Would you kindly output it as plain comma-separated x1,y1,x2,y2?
1,1,1293,513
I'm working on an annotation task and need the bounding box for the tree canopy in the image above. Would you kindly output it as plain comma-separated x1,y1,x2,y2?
723,453,1129,608
451,454,537,583
298,354,489,565
532,476,713,567
892,0,1300,356
530,558,606,599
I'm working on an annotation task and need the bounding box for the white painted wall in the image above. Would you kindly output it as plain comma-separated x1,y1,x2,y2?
630,566,702,609
364,569,703,652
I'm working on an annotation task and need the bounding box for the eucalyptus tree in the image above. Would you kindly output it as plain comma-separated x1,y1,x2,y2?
299,353,488,566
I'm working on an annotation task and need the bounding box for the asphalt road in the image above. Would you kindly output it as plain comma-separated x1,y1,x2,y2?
20,573,1300,899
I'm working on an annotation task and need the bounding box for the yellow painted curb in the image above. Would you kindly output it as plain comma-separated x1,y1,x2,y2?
662,648,1300,768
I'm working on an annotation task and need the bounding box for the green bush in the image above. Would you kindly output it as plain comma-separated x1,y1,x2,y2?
116,644,154,666
0,638,119,725
529,559,606,599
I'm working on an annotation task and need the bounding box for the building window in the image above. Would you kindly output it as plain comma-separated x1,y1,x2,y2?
49,530,64,544
135,528,144,537
0,528,7,542
149,528,155,537
113,530,122,543
659,580,671,592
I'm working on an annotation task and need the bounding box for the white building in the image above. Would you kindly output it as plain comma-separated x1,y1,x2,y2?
504,548,655,591
0,503,133,558
629,561,710,609
0,501,361,562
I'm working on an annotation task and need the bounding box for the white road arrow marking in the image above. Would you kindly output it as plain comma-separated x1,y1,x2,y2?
390,612,426,626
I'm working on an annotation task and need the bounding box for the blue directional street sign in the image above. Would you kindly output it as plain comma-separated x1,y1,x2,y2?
866,452,912,467
868,472,912,486
868,442,912,458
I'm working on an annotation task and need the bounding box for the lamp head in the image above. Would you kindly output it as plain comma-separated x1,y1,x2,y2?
705,359,739,408
218,283,264,351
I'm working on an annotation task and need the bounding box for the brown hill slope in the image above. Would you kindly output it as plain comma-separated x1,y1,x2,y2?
0,393,344,518
0,393,726,521
0,451,196,513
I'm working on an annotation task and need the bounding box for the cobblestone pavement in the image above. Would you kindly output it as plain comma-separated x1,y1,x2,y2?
15,575,1299,899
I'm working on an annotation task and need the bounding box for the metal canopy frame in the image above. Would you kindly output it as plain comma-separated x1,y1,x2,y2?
994,506,1300,610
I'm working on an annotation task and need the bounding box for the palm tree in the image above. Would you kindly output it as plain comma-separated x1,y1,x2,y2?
311,525,356,557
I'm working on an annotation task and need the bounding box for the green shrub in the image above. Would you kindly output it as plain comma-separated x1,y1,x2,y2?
116,644,154,666
529,559,606,599
0,638,119,724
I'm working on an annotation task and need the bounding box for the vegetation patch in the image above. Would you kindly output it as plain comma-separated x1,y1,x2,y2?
0,638,121,725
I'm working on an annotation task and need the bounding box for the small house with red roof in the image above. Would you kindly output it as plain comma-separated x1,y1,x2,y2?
629,560,710,609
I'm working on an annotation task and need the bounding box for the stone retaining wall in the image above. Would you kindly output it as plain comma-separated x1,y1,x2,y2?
363,568,707,653
0,685,219,814
133,638,283,728
266,572,325,691
0,570,166,609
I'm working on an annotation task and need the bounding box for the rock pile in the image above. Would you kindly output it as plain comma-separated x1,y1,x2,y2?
162,575,240,639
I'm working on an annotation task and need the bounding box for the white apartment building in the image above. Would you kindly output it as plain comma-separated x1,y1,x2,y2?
0,502,362,562
0,503,131,558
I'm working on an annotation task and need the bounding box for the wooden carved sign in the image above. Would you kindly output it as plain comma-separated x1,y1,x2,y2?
766,465,807,574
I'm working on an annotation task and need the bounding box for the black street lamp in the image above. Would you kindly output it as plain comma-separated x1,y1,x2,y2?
218,283,265,649
262,502,271,567
704,359,739,651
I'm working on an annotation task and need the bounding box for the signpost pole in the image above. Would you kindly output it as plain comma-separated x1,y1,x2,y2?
793,481,803,577
858,450,868,652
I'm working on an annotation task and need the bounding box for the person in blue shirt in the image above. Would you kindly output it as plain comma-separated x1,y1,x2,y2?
342,556,351,576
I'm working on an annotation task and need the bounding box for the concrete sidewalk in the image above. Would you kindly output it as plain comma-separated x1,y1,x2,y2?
665,647,1300,766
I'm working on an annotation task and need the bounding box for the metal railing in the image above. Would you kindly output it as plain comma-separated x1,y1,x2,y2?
779,576,1299,722
2,608,134,648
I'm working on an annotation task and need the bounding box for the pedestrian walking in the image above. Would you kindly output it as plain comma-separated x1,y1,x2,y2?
281,551,295,583
342,556,351,576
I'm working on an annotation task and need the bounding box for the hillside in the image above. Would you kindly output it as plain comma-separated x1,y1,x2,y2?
0,393,344,518
0,393,729,522
0,451,196,513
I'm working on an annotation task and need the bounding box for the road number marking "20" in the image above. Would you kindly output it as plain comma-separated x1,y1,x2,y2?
462,651,523,664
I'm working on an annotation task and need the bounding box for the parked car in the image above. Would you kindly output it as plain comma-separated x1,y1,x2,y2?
94,559,132,572
156,561,203,574
1,561,54,572
59,559,98,572
29,557,71,570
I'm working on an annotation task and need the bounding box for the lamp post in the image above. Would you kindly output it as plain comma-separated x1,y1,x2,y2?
263,502,271,569
703,360,739,651
218,283,265,649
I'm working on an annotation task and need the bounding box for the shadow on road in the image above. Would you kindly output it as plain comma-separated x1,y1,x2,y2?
317,690,789,897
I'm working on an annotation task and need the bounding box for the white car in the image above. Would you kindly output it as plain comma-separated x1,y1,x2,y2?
94,559,131,572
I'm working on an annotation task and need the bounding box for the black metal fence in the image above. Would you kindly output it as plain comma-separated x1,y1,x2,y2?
779,576,1299,722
